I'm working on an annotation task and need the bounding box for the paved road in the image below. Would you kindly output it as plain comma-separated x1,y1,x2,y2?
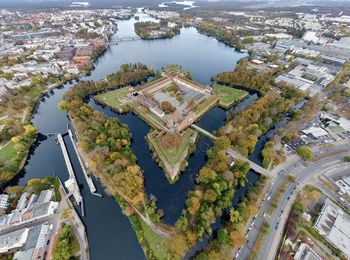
261,157,347,260
237,157,303,259
306,164,350,210
237,141,350,260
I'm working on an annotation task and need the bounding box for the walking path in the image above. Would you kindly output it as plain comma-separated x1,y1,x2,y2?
67,129,97,194
191,124,216,140
226,148,270,176
0,141,11,151
57,134,83,205
117,191,175,238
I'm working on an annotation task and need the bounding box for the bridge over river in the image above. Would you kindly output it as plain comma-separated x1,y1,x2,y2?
191,124,217,140
110,36,141,44
190,124,270,176
226,148,270,176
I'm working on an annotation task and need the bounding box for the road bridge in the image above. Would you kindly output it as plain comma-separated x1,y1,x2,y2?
191,124,217,140
226,148,270,176
110,36,141,44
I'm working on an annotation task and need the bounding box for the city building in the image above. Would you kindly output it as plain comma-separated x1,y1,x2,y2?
294,243,321,260
0,190,58,231
0,223,52,259
0,195,9,216
336,176,350,196
314,199,350,259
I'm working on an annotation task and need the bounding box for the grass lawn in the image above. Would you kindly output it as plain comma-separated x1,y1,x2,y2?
27,86,44,101
139,218,172,259
140,77,167,90
151,129,194,168
0,142,18,162
163,84,173,93
145,110,165,126
95,87,129,110
213,84,247,108
194,95,217,116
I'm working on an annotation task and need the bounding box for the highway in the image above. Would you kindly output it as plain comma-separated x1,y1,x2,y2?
237,141,350,260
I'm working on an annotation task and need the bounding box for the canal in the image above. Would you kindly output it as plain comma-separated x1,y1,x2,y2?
9,11,260,260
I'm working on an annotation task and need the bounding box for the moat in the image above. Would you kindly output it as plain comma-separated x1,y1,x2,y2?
9,11,261,259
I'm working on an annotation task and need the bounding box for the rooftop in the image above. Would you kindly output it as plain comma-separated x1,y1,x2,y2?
294,243,321,260
314,199,350,259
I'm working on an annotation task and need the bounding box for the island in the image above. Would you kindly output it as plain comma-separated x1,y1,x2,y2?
134,20,180,40
95,65,248,182
60,63,259,260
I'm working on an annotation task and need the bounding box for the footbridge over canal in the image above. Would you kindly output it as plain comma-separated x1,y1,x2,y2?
191,124,217,140
226,148,270,176
190,124,270,176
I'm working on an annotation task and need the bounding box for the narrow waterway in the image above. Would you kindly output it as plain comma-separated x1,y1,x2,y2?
7,11,258,260
89,99,213,224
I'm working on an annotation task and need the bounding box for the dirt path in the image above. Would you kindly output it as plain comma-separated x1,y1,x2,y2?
118,192,175,238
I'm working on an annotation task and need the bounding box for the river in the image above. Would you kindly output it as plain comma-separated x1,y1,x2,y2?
10,12,259,259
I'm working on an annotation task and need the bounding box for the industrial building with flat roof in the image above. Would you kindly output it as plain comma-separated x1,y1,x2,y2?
314,199,350,259
294,243,321,260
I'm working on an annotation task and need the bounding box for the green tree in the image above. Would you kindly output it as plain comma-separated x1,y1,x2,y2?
52,225,76,260
296,146,313,160
343,156,350,162
175,215,188,232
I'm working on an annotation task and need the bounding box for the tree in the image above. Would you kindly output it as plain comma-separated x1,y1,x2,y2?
197,167,216,184
170,234,189,258
188,196,200,215
5,185,23,195
52,225,75,260
204,189,217,202
242,37,254,44
343,156,350,162
159,132,181,148
175,216,188,232
217,228,230,246
229,228,246,246
229,208,242,224
214,136,231,151
161,101,176,113
59,100,69,112
292,202,303,213
296,146,313,160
